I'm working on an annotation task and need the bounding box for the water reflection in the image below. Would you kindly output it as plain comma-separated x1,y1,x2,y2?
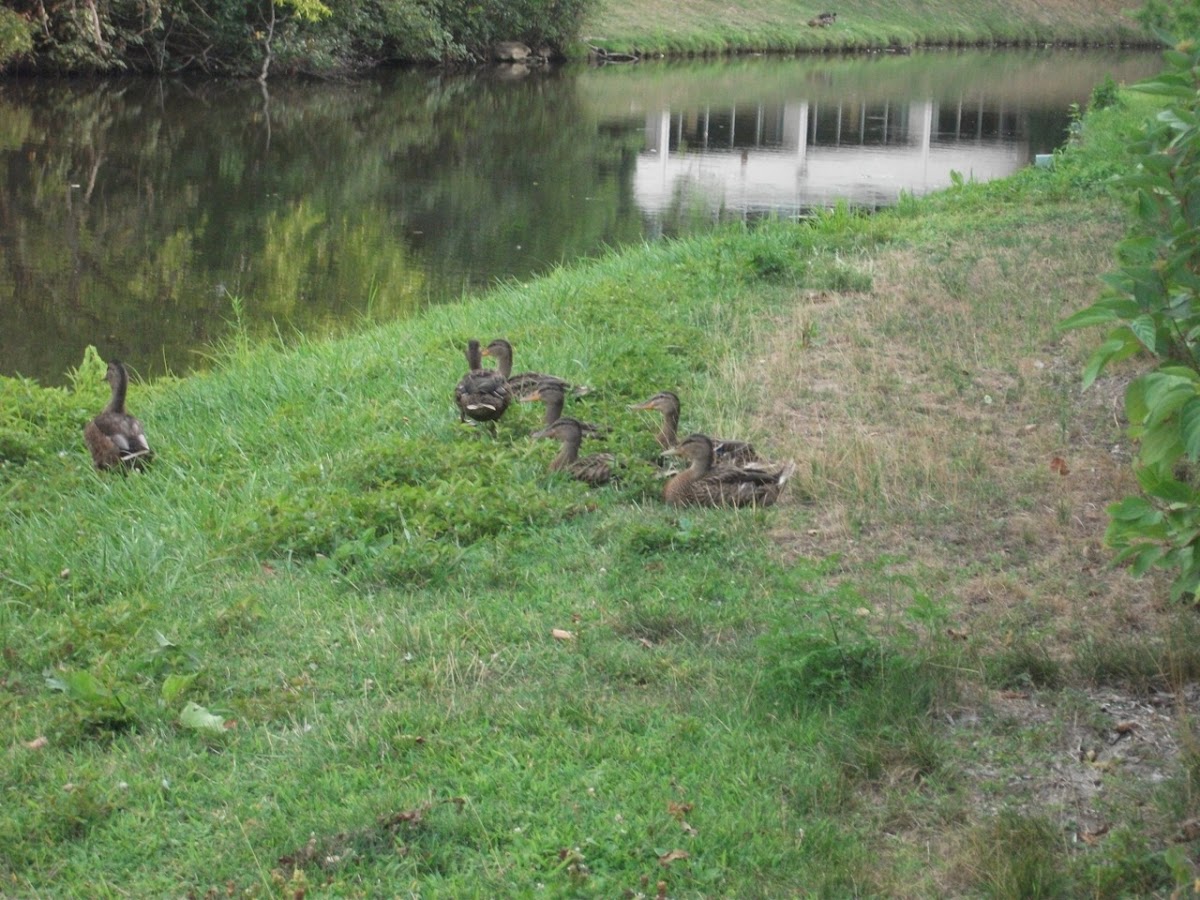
638,98,1028,214
0,50,1163,384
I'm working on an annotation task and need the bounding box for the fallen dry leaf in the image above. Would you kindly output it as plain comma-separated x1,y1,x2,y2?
680,820,698,837
1114,721,1138,734
1050,456,1070,476
1080,824,1109,845
667,801,693,819
658,849,689,866
23,736,48,750
638,638,654,649
379,807,426,830
1178,818,1200,842
551,628,575,641
946,627,969,640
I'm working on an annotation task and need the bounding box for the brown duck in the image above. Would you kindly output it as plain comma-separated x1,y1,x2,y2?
455,339,510,427
518,381,604,435
662,433,793,508
629,390,758,464
83,359,153,470
482,338,575,398
531,416,616,486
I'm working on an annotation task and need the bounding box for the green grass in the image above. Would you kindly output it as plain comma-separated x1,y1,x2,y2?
3,85,1199,895
582,0,1152,58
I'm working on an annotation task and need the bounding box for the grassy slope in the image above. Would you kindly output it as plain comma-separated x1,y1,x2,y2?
4,82,1200,895
583,0,1149,55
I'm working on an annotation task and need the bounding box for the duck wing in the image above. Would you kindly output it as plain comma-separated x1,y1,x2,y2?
692,460,795,507
84,412,153,469
569,453,616,487
456,370,511,422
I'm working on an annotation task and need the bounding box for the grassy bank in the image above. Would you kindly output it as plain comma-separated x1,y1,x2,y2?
4,76,1200,898
584,0,1151,57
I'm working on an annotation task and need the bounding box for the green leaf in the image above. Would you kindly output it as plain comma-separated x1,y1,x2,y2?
1057,304,1120,330
161,673,198,704
1131,545,1167,576
1139,420,1185,469
1141,373,1198,426
1136,466,1195,505
44,669,127,713
45,670,111,704
1082,334,1138,389
1181,398,1200,461
1126,378,1148,424
180,702,233,735
1128,314,1158,350
1108,496,1161,524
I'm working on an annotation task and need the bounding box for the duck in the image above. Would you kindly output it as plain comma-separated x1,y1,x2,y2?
662,433,794,508
83,359,153,470
629,390,759,464
482,338,576,398
518,381,605,436
530,416,616,486
454,339,510,428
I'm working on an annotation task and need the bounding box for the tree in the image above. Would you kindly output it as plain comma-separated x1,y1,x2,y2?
1060,29,1200,601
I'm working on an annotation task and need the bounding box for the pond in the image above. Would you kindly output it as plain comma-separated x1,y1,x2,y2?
0,48,1162,385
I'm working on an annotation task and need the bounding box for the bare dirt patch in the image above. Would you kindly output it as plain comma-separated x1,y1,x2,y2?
740,212,1200,889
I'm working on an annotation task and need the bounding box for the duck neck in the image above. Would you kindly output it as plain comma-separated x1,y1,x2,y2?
688,450,712,478
542,391,565,426
466,341,484,370
550,433,582,471
106,366,128,414
492,345,513,379
659,407,679,449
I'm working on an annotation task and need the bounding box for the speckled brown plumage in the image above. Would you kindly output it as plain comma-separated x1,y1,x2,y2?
662,433,793,508
531,417,616,487
629,390,758,464
83,360,153,471
518,381,604,436
482,338,574,398
455,339,510,426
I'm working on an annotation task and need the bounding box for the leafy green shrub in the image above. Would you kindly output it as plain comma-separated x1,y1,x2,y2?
1088,74,1121,112
241,434,587,576
1060,36,1200,602
0,6,32,65
758,590,888,710
0,347,109,468
3,0,599,74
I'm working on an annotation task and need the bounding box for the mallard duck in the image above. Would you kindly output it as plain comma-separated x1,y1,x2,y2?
518,381,605,435
482,338,574,398
629,390,758,464
662,433,793,508
83,359,153,470
455,339,510,426
530,416,616,486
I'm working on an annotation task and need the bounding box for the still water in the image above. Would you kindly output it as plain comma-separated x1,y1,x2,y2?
0,49,1162,384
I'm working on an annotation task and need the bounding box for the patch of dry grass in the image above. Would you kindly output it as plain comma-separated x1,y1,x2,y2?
718,197,1200,892
743,207,1168,648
